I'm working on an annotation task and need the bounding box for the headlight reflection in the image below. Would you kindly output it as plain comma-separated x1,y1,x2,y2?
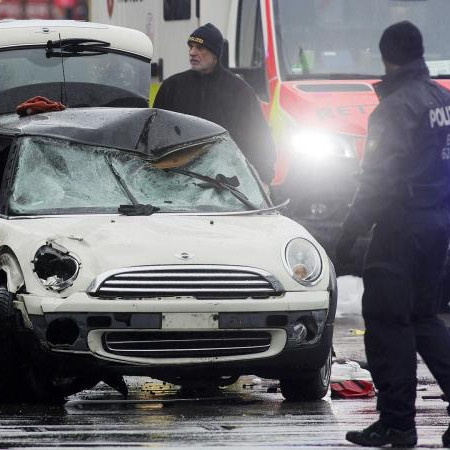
291,130,355,159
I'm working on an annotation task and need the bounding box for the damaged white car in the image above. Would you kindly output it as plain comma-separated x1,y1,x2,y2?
0,106,336,403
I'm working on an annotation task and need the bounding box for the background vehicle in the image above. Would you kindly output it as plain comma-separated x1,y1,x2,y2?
0,20,153,114
0,106,336,403
0,0,87,20
90,0,450,273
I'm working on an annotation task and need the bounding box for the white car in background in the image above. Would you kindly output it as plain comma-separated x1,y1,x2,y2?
0,19,153,114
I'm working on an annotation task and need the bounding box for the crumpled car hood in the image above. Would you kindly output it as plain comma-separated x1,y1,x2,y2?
4,214,330,294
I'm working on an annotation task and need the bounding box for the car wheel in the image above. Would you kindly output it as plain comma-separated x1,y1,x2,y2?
279,350,332,401
24,373,102,404
0,288,40,403
0,288,74,404
0,348,69,404
0,358,94,404
0,287,13,320
0,288,19,401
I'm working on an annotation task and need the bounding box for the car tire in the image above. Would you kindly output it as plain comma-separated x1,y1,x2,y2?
22,373,100,404
0,287,16,379
0,357,77,405
279,350,332,401
0,288,71,404
0,287,28,402
0,287,13,320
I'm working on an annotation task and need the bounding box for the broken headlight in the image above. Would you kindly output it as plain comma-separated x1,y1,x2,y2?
32,244,80,292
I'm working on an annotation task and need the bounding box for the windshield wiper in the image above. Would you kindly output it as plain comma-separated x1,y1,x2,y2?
103,156,160,216
168,168,259,211
117,204,160,216
46,38,111,58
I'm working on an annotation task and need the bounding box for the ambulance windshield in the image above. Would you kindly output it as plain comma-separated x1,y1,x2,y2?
273,0,450,79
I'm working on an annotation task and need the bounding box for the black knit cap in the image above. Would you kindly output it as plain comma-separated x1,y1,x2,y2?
379,21,424,65
188,22,223,58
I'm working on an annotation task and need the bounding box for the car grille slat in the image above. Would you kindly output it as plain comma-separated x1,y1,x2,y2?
90,266,282,299
114,272,259,279
107,345,269,354
100,287,274,293
104,280,268,286
109,337,269,345
103,330,272,358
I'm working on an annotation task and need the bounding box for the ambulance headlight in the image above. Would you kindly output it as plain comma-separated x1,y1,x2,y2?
291,130,354,159
284,238,322,285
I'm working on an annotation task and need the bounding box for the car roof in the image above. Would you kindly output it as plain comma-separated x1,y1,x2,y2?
0,108,226,160
0,20,152,60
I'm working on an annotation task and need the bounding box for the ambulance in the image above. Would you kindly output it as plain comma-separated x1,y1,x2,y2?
90,0,450,271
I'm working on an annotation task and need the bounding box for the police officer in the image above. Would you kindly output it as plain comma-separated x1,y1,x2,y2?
336,21,450,447
153,23,276,187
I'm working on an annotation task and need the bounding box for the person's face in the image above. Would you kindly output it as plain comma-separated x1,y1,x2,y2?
188,42,217,74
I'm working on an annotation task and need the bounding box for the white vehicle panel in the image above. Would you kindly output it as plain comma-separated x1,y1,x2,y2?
20,291,330,316
0,20,153,58
1,214,330,298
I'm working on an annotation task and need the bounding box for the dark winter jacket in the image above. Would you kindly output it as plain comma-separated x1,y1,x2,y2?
342,58,450,237
153,64,276,184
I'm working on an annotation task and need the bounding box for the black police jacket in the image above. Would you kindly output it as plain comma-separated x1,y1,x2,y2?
153,64,276,184
343,58,450,237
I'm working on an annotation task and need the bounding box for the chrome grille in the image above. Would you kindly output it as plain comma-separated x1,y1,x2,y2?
88,265,283,299
103,330,272,358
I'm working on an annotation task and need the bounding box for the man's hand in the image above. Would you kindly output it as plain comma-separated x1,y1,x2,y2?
335,231,358,266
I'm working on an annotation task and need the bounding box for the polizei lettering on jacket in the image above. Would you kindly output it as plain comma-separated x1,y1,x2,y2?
429,105,450,128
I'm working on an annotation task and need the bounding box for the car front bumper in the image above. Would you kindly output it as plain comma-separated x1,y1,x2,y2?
18,291,335,379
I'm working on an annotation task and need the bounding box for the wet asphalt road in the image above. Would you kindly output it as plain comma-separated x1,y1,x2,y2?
0,315,448,448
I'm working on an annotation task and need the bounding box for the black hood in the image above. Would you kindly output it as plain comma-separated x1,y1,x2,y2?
0,107,226,160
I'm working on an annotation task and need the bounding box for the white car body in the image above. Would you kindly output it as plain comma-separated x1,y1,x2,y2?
0,107,336,401
8,214,330,361
0,21,335,401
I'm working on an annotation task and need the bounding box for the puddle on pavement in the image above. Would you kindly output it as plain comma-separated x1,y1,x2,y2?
0,377,279,419
64,378,269,413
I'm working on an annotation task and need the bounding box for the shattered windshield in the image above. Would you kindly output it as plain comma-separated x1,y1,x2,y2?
274,0,450,79
9,136,268,215
0,48,151,98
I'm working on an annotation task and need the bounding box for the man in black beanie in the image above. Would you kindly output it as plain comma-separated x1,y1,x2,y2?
336,21,450,447
153,22,276,187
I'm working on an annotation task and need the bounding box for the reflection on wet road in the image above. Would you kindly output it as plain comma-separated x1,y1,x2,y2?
0,316,447,448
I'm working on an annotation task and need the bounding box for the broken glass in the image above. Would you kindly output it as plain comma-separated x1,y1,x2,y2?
9,136,268,215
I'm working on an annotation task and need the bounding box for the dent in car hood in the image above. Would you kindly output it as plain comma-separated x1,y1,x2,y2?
0,108,226,160
5,214,329,294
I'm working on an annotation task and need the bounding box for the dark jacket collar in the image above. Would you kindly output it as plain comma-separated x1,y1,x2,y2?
374,58,430,100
